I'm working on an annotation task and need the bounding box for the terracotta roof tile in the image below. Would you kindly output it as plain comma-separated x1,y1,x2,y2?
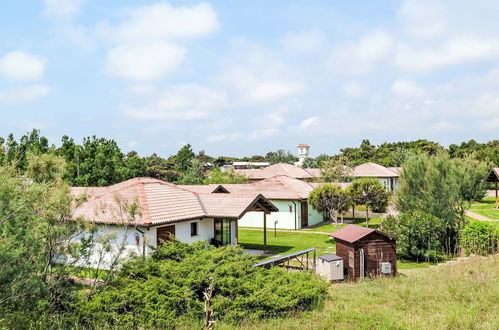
235,163,317,180
330,224,394,243
352,162,399,178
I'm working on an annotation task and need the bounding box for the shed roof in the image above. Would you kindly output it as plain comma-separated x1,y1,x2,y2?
319,254,343,262
352,162,399,178
71,177,277,226
330,224,394,243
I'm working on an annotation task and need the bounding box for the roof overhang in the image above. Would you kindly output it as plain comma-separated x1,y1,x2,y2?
486,168,499,182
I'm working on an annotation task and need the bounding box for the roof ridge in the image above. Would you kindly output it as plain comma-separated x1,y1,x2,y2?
136,182,152,225
192,191,209,217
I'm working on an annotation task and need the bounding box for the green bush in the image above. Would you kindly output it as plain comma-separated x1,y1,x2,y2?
460,222,498,256
76,240,328,328
381,211,446,261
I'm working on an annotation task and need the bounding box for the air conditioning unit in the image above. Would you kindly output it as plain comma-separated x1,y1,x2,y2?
381,262,392,274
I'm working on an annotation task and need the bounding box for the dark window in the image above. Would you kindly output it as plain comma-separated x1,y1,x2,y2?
191,222,198,236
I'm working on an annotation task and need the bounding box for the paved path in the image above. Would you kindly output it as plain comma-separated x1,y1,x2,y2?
240,227,331,235
465,210,498,222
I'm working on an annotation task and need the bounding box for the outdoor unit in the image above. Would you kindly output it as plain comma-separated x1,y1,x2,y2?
381,262,392,274
316,254,344,282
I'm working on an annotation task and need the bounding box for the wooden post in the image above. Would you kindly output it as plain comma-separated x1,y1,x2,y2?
263,212,267,252
235,219,239,246
496,181,498,209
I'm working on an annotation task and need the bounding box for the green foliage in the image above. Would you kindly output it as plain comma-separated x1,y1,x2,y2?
76,240,328,328
319,156,353,182
176,158,206,184
308,184,351,226
460,222,498,256
381,211,446,261
266,149,298,165
348,178,390,222
397,152,489,254
145,153,179,182
173,144,196,172
204,167,250,184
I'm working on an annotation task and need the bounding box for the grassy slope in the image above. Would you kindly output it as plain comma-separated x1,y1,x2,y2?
217,255,499,330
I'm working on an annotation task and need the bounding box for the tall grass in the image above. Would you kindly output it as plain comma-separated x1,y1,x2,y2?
215,255,498,329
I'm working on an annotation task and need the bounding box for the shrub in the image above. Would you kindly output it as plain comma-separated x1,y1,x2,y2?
381,211,446,261
460,222,498,256
76,240,328,328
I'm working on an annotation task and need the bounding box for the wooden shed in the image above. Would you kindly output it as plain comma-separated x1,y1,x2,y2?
330,225,396,281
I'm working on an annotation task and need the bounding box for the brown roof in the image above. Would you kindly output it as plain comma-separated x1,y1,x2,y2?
297,144,310,148
181,175,350,201
235,163,320,180
387,167,403,175
72,177,277,226
330,224,393,243
352,162,399,178
486,168,499,182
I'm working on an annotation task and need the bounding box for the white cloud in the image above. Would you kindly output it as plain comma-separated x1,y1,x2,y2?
327,30,393,75
248,81,304,103
280,30,326,53
0,85,52,106
398,0,447,39
122,83,227,120
96,2,218,43
392,80,428,99
343,81,369,98
298,116,319,130
0,51,46,81
43,0,82,17
248,128,281,139
106,42,185,81
395,37,499,73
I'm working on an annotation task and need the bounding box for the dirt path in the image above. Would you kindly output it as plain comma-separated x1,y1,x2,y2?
465,210,498,222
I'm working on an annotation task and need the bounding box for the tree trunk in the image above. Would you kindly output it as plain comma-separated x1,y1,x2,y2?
365,206,369,227
352,205,355,220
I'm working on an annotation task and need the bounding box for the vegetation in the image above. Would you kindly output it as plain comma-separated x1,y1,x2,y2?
265,149,298,165
75,240,328,328
318,155,353,182
348,178,390,226
308,184,351,228
224,255,498,329
204,167,250,184
460,222,498,256
397,152,489,254
381,211,446,261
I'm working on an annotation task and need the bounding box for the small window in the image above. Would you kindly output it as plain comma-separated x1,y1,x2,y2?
191,222,198,236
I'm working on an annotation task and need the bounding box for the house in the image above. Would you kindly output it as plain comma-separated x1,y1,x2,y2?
486,168,499,208
351,162,401,191
235,163,320,182
71,177,277,268
182,175,350,230
330,224,397,281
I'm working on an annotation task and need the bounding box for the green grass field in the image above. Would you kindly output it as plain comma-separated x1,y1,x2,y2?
469,203,498,210
303,217,382,233
473,209,499,220
214,255,499,330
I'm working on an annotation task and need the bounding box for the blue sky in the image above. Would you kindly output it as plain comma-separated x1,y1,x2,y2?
1,0,498,157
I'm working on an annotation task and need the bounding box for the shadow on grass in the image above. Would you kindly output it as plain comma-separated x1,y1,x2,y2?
240,243,295,255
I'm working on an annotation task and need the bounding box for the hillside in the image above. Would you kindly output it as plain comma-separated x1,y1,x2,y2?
217,255,499,329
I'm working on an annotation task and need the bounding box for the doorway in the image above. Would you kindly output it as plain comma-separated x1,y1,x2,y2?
214,219,232,246
301,201,308,228
156,225,175,246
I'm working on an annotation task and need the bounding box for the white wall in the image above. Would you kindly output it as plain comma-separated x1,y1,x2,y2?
168,218,214,245
238,200,324,230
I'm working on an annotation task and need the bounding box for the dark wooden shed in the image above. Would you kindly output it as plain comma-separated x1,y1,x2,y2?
331,224,396,282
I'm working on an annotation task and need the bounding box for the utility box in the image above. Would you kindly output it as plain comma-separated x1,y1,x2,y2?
381,262,392,274
316,254,344,281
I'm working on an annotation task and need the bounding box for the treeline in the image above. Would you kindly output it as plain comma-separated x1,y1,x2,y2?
0,130,497,186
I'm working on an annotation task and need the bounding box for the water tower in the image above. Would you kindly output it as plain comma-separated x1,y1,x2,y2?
296,144,310,166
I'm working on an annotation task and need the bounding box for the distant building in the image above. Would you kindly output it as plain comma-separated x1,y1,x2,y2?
296,144,310,167
235,163,320,182
351,162,401,191
221,161,270,171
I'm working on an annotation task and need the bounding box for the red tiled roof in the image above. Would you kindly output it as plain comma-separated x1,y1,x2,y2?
352,162,399,178
71,178,277,226
330,224,393,243
181,175,350,201
234,163,320,180
297,144,310,148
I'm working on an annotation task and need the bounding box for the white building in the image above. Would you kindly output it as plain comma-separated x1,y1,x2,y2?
70,178,277,268
296,144,310,167
351,162,401,192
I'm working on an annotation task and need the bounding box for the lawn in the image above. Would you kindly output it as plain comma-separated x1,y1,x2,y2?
238,229,335,256
472,209,499,220
469,203,498,210
216,255,499,329
303,217,382,233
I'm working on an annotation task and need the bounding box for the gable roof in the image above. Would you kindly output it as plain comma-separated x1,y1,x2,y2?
352,162,399,178
234,163,319,180
330,224,394,243
486,168,499,182
181,175,350,201
71,177,277,226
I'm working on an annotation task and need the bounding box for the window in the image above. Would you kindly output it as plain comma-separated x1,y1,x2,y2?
190,222,198,236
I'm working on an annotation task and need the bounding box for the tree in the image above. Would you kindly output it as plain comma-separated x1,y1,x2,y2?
308,184,351,228
348,178,390,226
177,159,206,185
145,153,179,182
265,149,298,165
204,167,249,184
173,144,196,173
396,152,490,254
320,156,353,182
381,211,446,261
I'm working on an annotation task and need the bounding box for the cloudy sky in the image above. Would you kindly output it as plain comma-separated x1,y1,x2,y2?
1,0,498,157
